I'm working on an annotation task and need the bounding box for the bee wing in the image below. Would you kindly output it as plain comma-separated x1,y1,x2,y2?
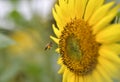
45,48,47,50
44,46,48,50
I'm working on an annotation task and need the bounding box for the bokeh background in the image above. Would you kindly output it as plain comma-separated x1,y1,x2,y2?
0,0,120,82
0,0,61,82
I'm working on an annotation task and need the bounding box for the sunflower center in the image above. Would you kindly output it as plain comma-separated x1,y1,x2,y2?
59,19,100,75
66,35,82,61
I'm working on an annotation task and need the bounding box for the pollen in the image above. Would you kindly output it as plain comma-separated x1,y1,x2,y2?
59,19,100,75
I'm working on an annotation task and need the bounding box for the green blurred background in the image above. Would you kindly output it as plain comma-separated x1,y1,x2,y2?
0,0,61,82
0,0,120,82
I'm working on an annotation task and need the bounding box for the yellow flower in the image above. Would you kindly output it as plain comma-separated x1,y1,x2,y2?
51,0,120,82
8,31,36,54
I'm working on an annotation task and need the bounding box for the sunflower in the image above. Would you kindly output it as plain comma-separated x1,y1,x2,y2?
9,31,36,54
50,0,120,82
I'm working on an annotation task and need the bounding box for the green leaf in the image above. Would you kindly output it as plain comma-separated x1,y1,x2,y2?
25,63,42,76
0,34,15,48
8,10,27,26
0,61,21,82
10,0,19,5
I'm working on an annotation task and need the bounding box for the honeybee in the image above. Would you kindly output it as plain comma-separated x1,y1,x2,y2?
44,42,53,50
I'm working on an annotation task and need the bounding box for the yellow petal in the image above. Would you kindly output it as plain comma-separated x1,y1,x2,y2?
92,5,120,34
67,0,75,18
58,65,65,74
99,46,120,64
98,56,119,79
92,69,103,82
84,74,93,82
75,76,79,82
55,48,60,53
84,0,104,21
79,76,84,82
96,63,112,82
89,2,115,25
57,57,63,65
75,0,88,19
55,4,66,20
58,0,71,23
59,0,67,7
100,43,120,56
54,4,70,28
52,8,64,30
67,72,75,82
52,24,61,38
50,36,59,44
63,69,69,82
96,24,120,43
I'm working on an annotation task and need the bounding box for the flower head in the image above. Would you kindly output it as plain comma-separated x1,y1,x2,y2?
51,0,120,81
8,31,36,54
